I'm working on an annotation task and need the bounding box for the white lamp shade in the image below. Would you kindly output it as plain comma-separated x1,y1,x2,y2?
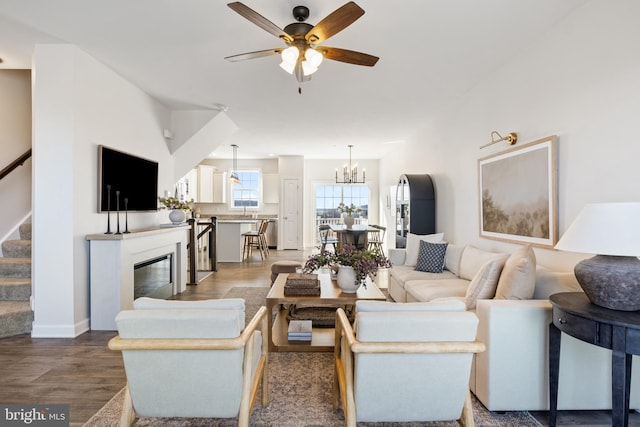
279,60,296,74
555,202,640,256
301,61,318,76
304,48,323,67
281,46,299,64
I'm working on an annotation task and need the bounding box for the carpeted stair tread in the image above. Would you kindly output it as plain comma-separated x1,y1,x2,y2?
2,240,31,258
0,301,33,338
19,223,32,240
0,278,32,301
0,258,31,278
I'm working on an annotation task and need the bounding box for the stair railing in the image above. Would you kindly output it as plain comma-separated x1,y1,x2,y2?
187,216,217,285
0,149,32,182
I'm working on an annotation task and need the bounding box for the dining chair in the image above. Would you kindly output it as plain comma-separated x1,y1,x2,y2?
318,224,339,252
367,224,386,252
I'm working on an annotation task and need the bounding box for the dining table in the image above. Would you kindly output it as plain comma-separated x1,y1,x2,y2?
329,224,375,250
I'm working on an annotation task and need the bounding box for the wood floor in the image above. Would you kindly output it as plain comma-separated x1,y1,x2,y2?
0,248,638,426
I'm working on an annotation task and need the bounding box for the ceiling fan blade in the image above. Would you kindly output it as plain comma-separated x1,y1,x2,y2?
318,47,379,67
227,2,293,43
305,1,365,44
224,48,283,62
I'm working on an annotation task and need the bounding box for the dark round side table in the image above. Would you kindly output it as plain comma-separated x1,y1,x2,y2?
549,292,640,427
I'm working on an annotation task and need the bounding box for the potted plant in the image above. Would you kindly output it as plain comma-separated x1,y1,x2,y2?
337,203,361,229
158,196,194,224
303,243,390,293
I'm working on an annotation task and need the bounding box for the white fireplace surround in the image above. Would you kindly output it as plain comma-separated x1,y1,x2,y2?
86,226,188,330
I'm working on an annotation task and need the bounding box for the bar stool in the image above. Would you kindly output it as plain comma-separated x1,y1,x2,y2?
242,219,269,261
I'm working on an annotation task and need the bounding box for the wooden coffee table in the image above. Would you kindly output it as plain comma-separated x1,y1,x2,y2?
266,272,386,352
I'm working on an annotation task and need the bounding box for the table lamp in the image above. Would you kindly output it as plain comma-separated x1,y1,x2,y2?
554,202,640,311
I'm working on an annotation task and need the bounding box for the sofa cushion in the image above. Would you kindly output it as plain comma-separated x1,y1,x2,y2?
464,257,507,310
532,265,582,299
415,241,448,273
404,232,445,267
459,246,507,281
390,265,457,289
444,244,465,276
495,245,536,300
405,279,469,302
356,299,466,312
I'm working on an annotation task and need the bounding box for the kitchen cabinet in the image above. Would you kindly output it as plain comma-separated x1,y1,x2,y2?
263,173,279,204
197,165,215,203
212,172,227,204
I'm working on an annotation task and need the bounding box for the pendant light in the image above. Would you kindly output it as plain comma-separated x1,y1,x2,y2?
335,145,365,184
229,144,241,184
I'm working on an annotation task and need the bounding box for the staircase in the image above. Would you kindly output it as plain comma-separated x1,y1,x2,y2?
0,223,33,338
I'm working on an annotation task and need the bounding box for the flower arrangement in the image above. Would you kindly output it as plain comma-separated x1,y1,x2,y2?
158,196,193,211
303,243,390,287
337,202,361,216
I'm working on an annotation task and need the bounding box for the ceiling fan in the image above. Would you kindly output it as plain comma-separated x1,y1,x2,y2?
224,1,379,83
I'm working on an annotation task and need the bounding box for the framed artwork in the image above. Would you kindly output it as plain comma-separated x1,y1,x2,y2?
478,135,558,247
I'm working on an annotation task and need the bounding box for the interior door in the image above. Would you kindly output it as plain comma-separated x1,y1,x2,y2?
282,178,299,249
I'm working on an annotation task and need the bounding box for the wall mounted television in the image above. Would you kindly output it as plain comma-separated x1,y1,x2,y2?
98,145,159,212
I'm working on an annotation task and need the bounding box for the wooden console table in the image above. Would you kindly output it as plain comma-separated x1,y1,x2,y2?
549,292,640,427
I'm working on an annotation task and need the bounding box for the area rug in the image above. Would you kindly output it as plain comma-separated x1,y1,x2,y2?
84,287,543,427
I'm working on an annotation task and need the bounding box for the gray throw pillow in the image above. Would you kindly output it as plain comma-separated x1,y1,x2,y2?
415,241,448,273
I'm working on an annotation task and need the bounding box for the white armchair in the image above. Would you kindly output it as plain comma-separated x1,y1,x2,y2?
108,298,268,427
333,300,485,427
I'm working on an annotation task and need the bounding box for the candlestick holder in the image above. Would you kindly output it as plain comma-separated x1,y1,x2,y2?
115,190,122,235
105,185,113,234
123,197,130,233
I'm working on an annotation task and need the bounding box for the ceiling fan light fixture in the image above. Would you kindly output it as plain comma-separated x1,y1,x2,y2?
279,60,296,74
305,48,323,67
302,61,318,76
281,46,299,64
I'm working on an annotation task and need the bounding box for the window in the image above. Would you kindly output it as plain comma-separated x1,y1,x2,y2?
315,185,369,220
231,170,260,208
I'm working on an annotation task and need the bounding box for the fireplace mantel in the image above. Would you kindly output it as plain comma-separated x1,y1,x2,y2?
87,225,189,330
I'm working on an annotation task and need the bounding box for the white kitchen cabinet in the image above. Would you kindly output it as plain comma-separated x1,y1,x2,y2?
197,165,215,203
212,172,227,203
263,173,279,204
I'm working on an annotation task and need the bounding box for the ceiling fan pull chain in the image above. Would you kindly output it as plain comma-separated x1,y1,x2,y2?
298,86,302,95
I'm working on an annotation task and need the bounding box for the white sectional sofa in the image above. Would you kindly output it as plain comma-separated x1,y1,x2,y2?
387,234,640,411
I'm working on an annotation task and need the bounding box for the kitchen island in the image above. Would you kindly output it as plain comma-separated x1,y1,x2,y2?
216,219,257,262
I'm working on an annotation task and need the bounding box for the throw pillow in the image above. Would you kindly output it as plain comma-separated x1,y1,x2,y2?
464,256,507,310
444,244,465,276
404,232,445,267
495,245,537,300
415,241,448,273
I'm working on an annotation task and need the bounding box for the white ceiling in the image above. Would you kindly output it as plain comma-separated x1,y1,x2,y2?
0,0,587,159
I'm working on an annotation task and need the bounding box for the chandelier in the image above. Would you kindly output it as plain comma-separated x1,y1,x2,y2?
335,145,365,184
229,144,241,184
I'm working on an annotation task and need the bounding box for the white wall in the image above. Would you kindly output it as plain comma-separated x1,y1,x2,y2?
379,0,640,272
31,44,174,337
0,70,31,245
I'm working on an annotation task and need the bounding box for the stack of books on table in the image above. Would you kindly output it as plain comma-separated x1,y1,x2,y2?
288,320,312,343
284,273,320,296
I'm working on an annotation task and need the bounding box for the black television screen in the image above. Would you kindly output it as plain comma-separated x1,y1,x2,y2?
98,145,159,212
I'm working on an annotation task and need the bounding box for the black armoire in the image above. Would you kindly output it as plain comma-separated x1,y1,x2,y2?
395,174,436,248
